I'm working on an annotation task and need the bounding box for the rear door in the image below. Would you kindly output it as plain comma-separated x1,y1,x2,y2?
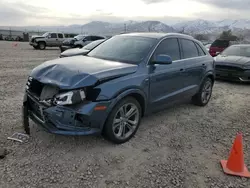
179,38,207,96
149,38,186,110
57,33,64,45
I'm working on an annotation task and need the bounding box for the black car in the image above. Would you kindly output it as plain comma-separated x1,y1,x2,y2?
215,44,250,82
60,39,106,58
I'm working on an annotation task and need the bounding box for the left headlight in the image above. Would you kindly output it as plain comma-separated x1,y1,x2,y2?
54,89,86,106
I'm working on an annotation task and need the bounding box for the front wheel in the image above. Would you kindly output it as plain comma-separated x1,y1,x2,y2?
38,42,46,50
192,77,213,106
103,97,142,144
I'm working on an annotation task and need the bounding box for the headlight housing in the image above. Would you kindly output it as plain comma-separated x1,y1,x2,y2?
54,89,86,106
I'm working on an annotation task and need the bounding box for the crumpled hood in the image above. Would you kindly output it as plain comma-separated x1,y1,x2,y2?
30,56,138,90
215,55,250,65
60,48,89,57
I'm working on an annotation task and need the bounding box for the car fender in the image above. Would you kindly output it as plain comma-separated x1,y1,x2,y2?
201,70,215,86
100,88,147,130
35,38,46,44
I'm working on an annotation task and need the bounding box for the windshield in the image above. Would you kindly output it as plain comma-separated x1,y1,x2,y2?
221,45,250,57
83,40,105,50
42,32,49,37
87,36,157,64
74,35,85,41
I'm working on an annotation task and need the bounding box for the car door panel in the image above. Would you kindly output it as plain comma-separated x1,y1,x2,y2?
148,38,186,111
179,39,206,96
149,62,186,105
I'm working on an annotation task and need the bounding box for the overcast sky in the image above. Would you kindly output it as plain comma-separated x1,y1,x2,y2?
0,0,249,26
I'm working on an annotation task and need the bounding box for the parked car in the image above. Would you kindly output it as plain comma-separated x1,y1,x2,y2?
15,36,23,41
209,39,241,57
60,35,106,52
214,44,250,82
73,35,106,48
29,32,66,50
60,39,106,58
22,33,215,144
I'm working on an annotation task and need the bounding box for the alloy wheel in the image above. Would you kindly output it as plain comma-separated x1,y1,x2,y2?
112,103,140,139
201,80,212,104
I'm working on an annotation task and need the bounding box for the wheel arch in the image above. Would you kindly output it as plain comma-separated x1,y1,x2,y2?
100,89,147,132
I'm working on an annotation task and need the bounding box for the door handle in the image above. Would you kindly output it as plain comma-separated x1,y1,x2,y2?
180,68,184,71
202,63,205,66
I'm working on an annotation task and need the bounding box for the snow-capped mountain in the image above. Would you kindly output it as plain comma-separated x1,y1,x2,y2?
217,19,250,30
173,19,217,34
2,19,250,36
173,19,250,34
80,21,175,35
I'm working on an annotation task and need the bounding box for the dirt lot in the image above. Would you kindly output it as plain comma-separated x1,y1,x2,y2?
0,41,250,188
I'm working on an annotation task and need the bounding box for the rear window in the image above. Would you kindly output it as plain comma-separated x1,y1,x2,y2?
211,40,229,48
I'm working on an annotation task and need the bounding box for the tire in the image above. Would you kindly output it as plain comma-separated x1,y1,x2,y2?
38,42,46,50
192,77,213,106
103,97,142,144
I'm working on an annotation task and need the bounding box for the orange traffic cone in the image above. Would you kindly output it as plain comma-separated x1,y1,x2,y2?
220,133,250,178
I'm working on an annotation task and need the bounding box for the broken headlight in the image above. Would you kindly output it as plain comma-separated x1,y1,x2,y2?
54,89,86,106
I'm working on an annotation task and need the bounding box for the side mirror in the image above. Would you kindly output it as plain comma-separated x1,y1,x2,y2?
47,35,51,38
152,54,172,65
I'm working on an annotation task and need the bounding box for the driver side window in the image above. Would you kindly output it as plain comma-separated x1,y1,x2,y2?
50,33,57,38
153,38,181,61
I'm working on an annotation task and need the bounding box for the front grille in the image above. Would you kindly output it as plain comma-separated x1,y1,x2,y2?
27,78,44,97
215,65,244,72
28,97,45,121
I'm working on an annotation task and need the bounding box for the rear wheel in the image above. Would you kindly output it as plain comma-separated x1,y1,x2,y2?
38,42,46,50
103,97,142,144
192,77,213,106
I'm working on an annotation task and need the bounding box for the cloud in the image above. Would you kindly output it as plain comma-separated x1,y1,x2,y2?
198,0,250,10
141,0,169,4
0,1,50,25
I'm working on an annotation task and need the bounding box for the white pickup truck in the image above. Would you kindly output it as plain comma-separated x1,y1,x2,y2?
29,32,69,50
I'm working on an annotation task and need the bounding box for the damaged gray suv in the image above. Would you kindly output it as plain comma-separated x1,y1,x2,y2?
23,33,215,144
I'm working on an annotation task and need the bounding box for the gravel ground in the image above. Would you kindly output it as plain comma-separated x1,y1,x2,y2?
0,41,250,188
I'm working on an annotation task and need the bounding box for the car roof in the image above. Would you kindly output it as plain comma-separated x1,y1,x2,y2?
119,32,194,40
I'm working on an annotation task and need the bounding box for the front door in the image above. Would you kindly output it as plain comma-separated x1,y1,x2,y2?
149,38,186,111
47,33,58,46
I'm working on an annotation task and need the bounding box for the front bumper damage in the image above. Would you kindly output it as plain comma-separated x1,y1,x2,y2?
215,69,250,82
22,92,112,136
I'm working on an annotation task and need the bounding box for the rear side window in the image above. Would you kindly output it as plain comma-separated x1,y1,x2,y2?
153,38,181,61
211,40,229,48
195,43,206,56
180,39,199,59
50,33,57,38
84,36,92,41
91,36,104,41
58,34,63,38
